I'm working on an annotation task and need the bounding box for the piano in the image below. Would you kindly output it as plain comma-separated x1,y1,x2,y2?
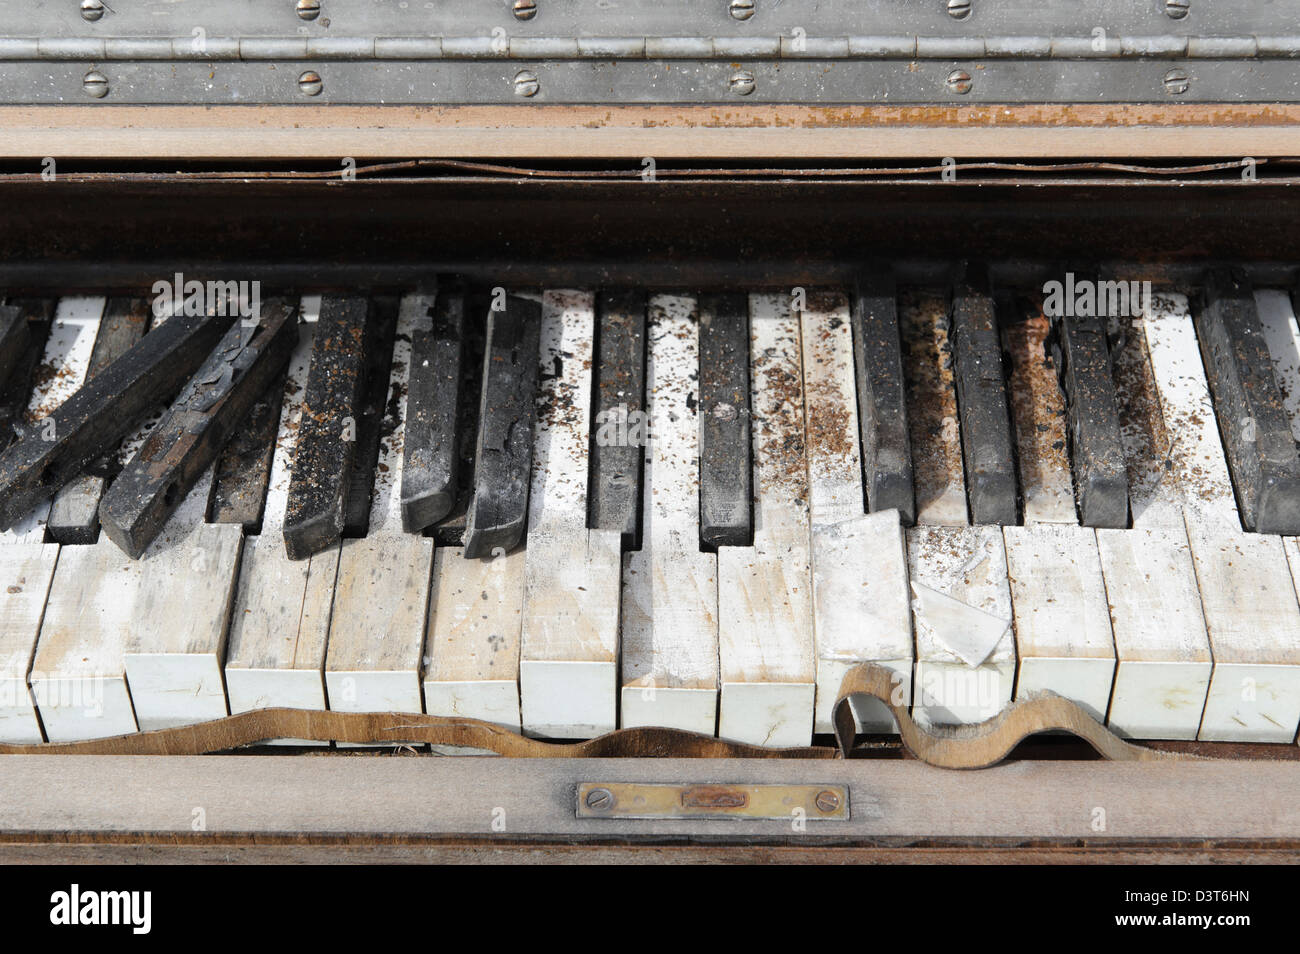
0,1,1297,863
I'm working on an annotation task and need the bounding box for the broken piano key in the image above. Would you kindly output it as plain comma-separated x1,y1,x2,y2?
99,300,299,558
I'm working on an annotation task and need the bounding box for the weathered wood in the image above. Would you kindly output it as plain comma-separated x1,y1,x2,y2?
401,288,464,532
697,292,752,548
717,293,815,748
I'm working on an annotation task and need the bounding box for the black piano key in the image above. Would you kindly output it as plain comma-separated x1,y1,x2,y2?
342,296,398,538
206,366,288,532
47,297,150,544
588,289,646,548
463,294,542,559
1047,283,1129,528
0,310,232,530
283,296,368,560
950,273,1018,525
402,288,465,533
0,299,55,450
851,269,916,525
1196,268,1300,534
100,301,299,558
698,293,752,548
0,301,31,387
432,291,488,546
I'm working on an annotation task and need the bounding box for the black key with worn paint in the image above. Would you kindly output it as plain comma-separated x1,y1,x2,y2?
463,294,542,559
343,296,398,537
0,299,55,450
0,301,30,387
851,269,915,525
207,366,288,532
432,290,489,546
283,296,368,560
950,272,1018,525
1047,283,1129,528
47,297,151,544
100,301,299,558
402,288,466,532
588,289,646,549
0,311,233,530
698,293,751,548
1196,268,1300,534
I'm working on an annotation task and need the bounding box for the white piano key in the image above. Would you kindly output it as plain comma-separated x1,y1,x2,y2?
224,310,335,743
1002,302,1077,524
0,543,58,742
1004,524,1115,722
619,295,719,735
325,293,434,723
717,293,815,747
520,290,622,738
901,290,967,526
801,292,911,734
908,524,1015,729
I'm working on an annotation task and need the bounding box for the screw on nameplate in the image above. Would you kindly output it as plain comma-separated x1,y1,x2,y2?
575,783,849,820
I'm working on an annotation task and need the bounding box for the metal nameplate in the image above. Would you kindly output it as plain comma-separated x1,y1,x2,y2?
576,782,850,820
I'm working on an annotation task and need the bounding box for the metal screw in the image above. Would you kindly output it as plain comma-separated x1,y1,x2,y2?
513,0,538,20
585,788,613,811
1165,0,1189,19
80,0,105,22
1163,68,1189,95
82,70,109,98
814,790,840,813
947,0,972,20
298,70,323,96
946,69,972,94
513,70,540,97
296,0,321,20
729,69,756,96
729,0,755,21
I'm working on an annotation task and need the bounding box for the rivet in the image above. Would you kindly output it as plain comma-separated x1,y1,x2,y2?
729,0,755,21
296,0,321,21
814,790,840,813
82,70,109,98
513,70,540,97
1165,0,1189,20
513,0,538,20
298,70,323,96
1163,68,1189,95
947,0,972,21
946,69,972,94
585,788,613,811
729,69,756,96
80,0,105,22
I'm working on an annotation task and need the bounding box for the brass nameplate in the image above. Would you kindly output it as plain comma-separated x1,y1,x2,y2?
576,782,849,820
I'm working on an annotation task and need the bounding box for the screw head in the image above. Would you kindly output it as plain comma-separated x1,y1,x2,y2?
729,69,756,96
946,69,972,94
814,790,840,814
80,0,105,22
82,70,109,98
729,0,755,20
296,0,321,20
585,788,614,811
1163,68,1189,95
513,0,538,20
1165,0,1189,19
513,70,540,97
298,70,323,96
947,0,972,20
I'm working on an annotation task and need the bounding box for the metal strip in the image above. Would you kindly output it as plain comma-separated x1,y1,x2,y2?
576,782,850,820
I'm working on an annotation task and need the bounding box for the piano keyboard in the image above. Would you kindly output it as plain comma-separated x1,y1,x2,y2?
4,274,1300,748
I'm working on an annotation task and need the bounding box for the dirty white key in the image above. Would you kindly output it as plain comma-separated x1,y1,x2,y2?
900,290,1013,728
717,293,815,747
325,293,434,725
224,310,336,743
519,290,622,738
620,295,719,734
1141,292,1300,741
801,292,910,734
6,297,109,742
